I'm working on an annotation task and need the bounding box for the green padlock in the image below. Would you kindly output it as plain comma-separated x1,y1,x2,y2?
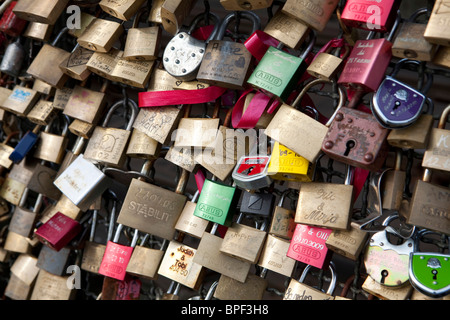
409,230,450,298
193,179,241,227
247,32,316,102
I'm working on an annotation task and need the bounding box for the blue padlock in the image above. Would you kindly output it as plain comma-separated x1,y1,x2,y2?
9,126,41,164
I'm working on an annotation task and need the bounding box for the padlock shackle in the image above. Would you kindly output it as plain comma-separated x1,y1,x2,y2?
51,27,69,47
205,281,219,300
299,261,337,295
215,11,261,41
408,7,428,22
278,189,290,207
132,7,150,29
102,99,139,131
386,11,402,43
413,229,450,252
300,31,316,60
344,165,354,186
438,105,450,129
390,58,433,94
394,149,402,171
89,209,99,242
188,12,221,43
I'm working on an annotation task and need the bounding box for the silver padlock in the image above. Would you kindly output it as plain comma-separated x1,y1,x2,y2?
163,12,220,81
0,37,25,77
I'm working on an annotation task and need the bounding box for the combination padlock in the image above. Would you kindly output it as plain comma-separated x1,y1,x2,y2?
371,59,433,129
163,11,220,81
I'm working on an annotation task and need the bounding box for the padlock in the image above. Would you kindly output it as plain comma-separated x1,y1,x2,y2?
267,141,314,183
364,214,414,286
111,51,156,89
257,233,297,278
127,234,165,281
265,79,345,163
362,274,413,300
326,224,369,261
160,0,197,36
387,97,435,150
432,45,450,70
173,103,220,149
3,230,32,254
392,8,438,61
405,168,450,235
174,190,210,239
268,190,296,240
8,188,43,238
68,11,96,39
98,224,139,281
381,149,406,211
54,154,112,212
220,213,268,264
283,261,337,300
35,211,82,252
148,0,164,24
84,99,138,168
247,32,316,102
102,273,142,301
306,38,350,81
338,15,401,93
239,191,276,219
295,165,355,230
371,59,433,129
163,12,220,81
409,230,450,298
116,166,188,240
27,27,72,89
424,0,450,46
0,37,25,78
32,79,55,97
422,105,450,173
12,0,69,25
26,99,58,127
124,8,162,61
287,223,333,270
28,162,61,200
193,226,252,283
2,84,41,117
23,21,54,42
63,82,107,125
193,179,241,227
36,244,71,276
30,269,75,300
213,273,268,300
86,48,124,81
9,125,42,164
281,0,339,32
340,0,401,32
59,44,95,82
263,10,310,51
0,157,37,206
161,281,182,300
0,131,20,170
197,107,253,181
126,128,161,160
220,0,273,11
52,87,73,111
5,254,40,300
0,1,27,37
99,0,146,21
157,240,205,289
33,116,70,165
77,18,124,53
197,11,261,90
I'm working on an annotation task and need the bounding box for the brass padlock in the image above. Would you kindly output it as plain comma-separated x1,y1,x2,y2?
265,79,345,163
12,0,69,25
77,18,124,53
381,149,406,211
4,274,33,300
124,8,161,61
307,39,350,81
213,274,268,300
295,165,355,230
281,0,339,32
8,188,43,238
127,234,165,280
68,11,96,39
157,240,205,289
111,53,156,89
268,190,296,240
3,231,32,254
52,87,73,111
84,99,138,168
27,28,71,89
27,162,62,201
0,131,20,170
126,128,161,160
149,0,164,24
59,44,94,82
30,269,75,300
325,225,369,261
0,157,37,206
1,84,41,117
24,22,53,42
424,0,450,47
422,105,450,173
63,82,107,125
99,0,147,21
33,116,70,165
433,45,450,70
264,10,309,50
257,233,296,278
174,190,210,239
26,99,57,127
362,275,413,300
8,253,40,298
86,48,123,81
392,8,438,61
160,0,197,36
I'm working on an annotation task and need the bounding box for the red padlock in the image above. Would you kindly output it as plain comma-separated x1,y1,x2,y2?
0,1,28,37
340,0,402,33
35,212,82,252
287,224,333,270
98,224,139,281
101,274,142,300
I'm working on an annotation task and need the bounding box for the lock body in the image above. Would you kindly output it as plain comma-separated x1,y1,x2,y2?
340,0,401,32
59,46,94,82
387,114,435,149
322,107,390,171
99,241,135,281
124,26,161,61
2,86,40,117
281,0,339,31
409,253,450,298
1,40,25,78
81,242,107,274
13,0,69,25
0,1,28,37
326,226,369,260
257,234,296,277
63,86,106,125
126,246,164,281
264,11,309,50
99,0,146,21
392,22,437,61
424,0,450,46
267,142,313,182
232,155,272,190
213,274,268,300
78,19,124,53
422,127,450,173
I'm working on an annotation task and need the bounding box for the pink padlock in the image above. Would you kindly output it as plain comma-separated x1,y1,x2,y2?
98,224,139,281
35,212,82,252
287,224,333,270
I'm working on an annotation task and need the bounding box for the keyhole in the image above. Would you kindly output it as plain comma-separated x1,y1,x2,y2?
391,101,401,113
380,269,389,284
344,140,356,157
432,269,438,280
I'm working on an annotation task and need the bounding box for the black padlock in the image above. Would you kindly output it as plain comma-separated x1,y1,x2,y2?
240,191,275,218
